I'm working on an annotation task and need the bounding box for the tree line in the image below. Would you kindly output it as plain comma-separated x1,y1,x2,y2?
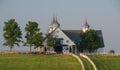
3,19,101,53
3,19,43,52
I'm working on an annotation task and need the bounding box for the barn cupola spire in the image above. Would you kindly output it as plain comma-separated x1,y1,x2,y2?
48,16,60,33
82,18,90,32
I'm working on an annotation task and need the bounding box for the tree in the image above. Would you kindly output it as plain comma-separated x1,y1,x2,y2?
3,19,22,51
33,32,43,48
46,34,63,53
109,50,115,54
24,21,42,52
46,34,56,48
80,29,101,53
46,34,58,52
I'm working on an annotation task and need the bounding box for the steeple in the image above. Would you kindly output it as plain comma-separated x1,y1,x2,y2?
48,16,60,33
52,15,56,23
82,18,90,32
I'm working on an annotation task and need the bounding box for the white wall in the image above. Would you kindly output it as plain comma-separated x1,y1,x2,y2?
52,28,75,46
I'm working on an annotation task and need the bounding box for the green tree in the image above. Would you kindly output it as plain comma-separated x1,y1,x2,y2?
24,21,42,52
80,29,101,52
46,34,62,53
46,34,56,48
3,19,22,51
109,50,115,54
33,32,43,48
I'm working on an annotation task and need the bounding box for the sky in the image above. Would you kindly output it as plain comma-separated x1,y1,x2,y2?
0,0,120,53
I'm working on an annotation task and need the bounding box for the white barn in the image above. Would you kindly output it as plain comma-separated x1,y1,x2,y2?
36,17,104,53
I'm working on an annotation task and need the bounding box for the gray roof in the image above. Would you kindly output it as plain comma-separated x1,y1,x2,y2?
62,30,82,45
96,30,104,47
62,30,104,47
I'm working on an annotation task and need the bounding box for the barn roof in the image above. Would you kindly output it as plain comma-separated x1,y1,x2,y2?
62,30,104,47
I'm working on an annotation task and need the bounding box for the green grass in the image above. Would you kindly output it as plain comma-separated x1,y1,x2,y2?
0,54,82,70
89,55,120,70
77,54,94,70
80,56,94,70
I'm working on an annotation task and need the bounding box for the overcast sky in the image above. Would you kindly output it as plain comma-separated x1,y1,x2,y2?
0,0,120,53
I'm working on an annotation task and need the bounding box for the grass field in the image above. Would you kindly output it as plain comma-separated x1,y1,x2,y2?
79,55,94,70
0,54,82,70
89,55,120,70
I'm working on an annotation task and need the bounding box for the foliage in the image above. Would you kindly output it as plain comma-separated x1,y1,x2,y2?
46,34,63,53
0,54,82,70
80,29,101,52
3,19,22,51
109,50,115,54
46,34,57,47
24,21,42,52
33,32,43,48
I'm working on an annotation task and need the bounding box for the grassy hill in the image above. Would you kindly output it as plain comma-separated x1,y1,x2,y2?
1,53,120,70
89,55,120,70
0,54,82,70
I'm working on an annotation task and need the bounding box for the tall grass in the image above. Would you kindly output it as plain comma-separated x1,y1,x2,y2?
89,55,120,70
0,54,82,70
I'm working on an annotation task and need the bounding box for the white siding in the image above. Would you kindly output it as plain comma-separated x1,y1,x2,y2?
52,28,75,46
